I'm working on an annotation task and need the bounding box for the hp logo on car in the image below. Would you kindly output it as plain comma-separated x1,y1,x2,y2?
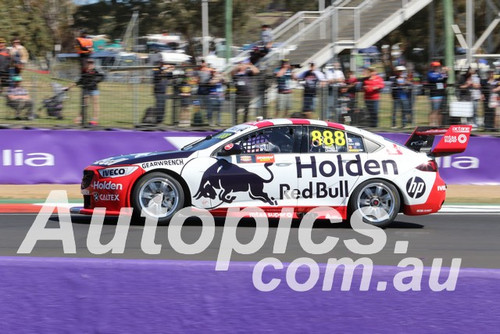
406,177,426,199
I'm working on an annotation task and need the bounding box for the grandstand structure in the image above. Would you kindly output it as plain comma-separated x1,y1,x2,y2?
256,0,434,70
233,0,496,73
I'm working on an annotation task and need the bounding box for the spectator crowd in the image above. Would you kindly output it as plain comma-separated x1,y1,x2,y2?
1,31,500,131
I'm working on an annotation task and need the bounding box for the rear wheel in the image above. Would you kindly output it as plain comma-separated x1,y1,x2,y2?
348,179,400,228
131,172,185,225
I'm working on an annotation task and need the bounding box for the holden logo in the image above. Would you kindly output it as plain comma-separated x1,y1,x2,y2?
406,177,426,199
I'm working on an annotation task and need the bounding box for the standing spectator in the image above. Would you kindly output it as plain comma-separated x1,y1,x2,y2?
260,24,273,53
75,29,94,70
0,38,11,93
481,69,498,131
296,62,325,119
324,62,345,120
274,59,295,117
10,37,29,76
406,69,419,124
344,70,359,124
427,61,448,126
459,68,481,127
390,66,411,128
75,59,104,125
7,76,34,120
178,68,196,127
208,68,224,126
495,84,500,131
151,60,174,124
324,62,345,84
232,61,259,123
196,59,213,120
362,67,385,127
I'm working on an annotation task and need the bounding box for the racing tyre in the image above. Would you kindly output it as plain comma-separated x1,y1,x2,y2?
131,172,185,225
348,179,400,228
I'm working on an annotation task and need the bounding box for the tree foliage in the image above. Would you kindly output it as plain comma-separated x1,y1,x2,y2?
0,0,498,63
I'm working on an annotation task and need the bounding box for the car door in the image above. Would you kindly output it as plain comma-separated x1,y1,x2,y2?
296,125,367,210
207,125,302,209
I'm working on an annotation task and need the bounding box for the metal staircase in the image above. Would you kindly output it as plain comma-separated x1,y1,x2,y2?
260,0,433,69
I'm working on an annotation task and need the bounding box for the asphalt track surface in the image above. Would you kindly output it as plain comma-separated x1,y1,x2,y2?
1,212,499,269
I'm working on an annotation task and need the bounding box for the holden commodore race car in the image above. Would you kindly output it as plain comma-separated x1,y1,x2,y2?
72,119,471,227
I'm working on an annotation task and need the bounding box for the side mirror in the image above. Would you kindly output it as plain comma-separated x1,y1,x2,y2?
217,143,242,156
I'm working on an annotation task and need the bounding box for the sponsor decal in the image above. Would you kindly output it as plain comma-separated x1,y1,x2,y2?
450,126,471,134
1,149,54,167
437,185,446,191
224,143,234,151
255,154,275,163
458,134,467,144
194,159,276,207
386,143,403,155
280,180,349,199
94,157,128,166
238,155,254,163
92,181,123,191
406,176,426,199
93,192,120,202
295,155,398,178
444,135,458,143
410,140,428,148
98,166,137,178
141,159,184,169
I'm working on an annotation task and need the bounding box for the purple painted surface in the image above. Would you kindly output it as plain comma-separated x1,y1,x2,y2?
0,129,497,184
0,257,499,333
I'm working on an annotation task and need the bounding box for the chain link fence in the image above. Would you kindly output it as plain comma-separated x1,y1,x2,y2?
0,65,498,132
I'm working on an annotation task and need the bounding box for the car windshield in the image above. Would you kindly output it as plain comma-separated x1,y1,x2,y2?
181,124,253,151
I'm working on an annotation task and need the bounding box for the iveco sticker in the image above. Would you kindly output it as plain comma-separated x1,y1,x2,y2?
99,166,138,178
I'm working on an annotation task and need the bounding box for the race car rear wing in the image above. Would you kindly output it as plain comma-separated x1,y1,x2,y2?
404,125,472,157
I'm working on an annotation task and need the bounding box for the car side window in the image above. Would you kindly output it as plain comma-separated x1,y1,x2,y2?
346,134,365,153
307,126,365,153
234,126,297,154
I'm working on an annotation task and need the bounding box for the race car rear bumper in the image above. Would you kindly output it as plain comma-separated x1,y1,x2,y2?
403,174,446,215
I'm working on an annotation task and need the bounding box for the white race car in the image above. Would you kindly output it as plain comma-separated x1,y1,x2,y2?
72,119,471,227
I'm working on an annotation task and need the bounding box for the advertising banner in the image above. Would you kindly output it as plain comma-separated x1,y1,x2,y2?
0,129,497,184
0,129,207,184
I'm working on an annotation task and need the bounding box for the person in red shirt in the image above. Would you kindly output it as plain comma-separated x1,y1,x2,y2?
362,67,385,127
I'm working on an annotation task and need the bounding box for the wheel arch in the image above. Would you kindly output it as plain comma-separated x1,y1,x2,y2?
348,177,405,215
130,169,192,208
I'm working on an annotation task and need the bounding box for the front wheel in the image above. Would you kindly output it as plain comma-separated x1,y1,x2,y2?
348,179,400,228
131,172,185,225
